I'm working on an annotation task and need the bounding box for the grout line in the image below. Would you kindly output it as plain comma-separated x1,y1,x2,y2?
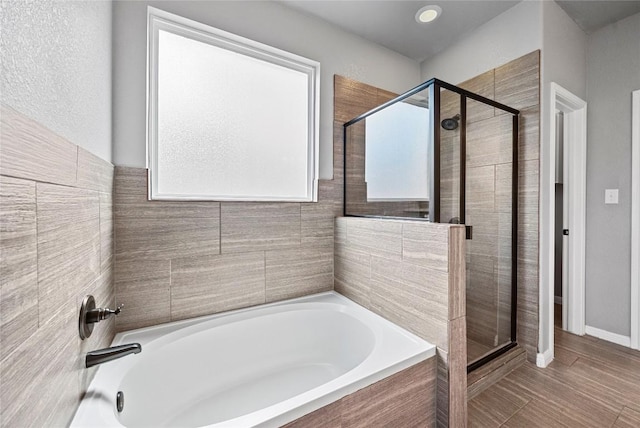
610,411,623,428
0,172,81,190
75,146,79,185
567,354,579,368
400,223,404,261
35,181,40,329
218,203,222,255
169,258,173,321
98,191,103,274
263,250,267,304
498,397,533,427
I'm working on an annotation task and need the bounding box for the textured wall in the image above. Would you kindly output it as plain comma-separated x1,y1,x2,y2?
0,105,115,426
0,0,112,162
111,0,421,178
585,12,640,337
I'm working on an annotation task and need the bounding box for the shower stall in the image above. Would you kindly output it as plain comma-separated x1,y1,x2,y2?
343,78,519,371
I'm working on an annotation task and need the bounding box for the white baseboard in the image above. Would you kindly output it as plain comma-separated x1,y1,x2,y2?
585,325,631,347
554,296,562,305
536,349,554,368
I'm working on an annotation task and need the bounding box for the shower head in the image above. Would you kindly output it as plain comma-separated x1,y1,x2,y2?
441,114,460,131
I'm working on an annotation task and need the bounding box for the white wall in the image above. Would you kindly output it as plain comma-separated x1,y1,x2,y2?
0,0,112,162
420,0,542,84
112,0,421,179
538,0,588,357
541,1,587,101
585,12,640,337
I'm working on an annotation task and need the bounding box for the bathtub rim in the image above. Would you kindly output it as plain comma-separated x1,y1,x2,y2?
72,291,436,428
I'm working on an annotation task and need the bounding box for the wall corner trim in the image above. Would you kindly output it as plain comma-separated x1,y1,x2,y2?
536,349,553,368
631,89,640,350
539,82,587,364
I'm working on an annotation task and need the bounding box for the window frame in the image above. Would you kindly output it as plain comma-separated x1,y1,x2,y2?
146,7,320,201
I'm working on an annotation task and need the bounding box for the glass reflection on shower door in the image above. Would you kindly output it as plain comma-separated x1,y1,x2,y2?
439,88,462,226
462,97,515,365
344,88,431,218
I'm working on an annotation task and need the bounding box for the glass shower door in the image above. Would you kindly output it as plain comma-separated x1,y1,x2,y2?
437,83,518,367
343,77,519,370
457,96,517,367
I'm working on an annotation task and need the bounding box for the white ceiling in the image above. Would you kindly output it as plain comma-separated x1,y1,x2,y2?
279,0,640,62
281,0,520,61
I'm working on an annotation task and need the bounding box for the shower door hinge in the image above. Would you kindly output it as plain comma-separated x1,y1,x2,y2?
466,225,473,240
563,229,569,236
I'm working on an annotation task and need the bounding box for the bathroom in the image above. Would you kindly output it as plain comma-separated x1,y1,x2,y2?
2,1,640,427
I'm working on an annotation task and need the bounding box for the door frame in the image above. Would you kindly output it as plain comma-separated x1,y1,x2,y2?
538,83,587,367
632,89,640,350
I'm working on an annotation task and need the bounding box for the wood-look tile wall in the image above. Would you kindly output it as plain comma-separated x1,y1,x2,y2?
284,358,436,428
0,104,115,427
113,167,339,331
334,217,467,428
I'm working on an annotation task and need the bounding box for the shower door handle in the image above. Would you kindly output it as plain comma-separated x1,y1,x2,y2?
465,225,473,240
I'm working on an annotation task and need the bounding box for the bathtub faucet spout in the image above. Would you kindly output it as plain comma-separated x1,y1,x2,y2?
85,343,142,368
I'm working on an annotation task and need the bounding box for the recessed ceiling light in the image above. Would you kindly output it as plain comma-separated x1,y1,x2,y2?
415,5,442,23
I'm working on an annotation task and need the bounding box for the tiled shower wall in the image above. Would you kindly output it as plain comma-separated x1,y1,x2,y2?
441,51,541,361
0,105,115,426
113,168,340,331
336,51,541,364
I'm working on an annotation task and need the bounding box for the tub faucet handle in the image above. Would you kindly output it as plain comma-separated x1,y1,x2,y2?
80,296,125,340
107,304,124,317
89,303,123,323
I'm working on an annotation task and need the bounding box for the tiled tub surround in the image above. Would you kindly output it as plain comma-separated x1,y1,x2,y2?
113,167,340,331
334,217,467,428
285,358,436,428
0,104,115,426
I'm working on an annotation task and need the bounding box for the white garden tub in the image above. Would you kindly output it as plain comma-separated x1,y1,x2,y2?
71,292,435,428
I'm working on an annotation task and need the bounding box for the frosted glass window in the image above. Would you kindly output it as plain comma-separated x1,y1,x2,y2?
365,102,429,200
147,8,319,201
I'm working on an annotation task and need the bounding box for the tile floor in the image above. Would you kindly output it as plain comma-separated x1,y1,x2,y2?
468,305,640,427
